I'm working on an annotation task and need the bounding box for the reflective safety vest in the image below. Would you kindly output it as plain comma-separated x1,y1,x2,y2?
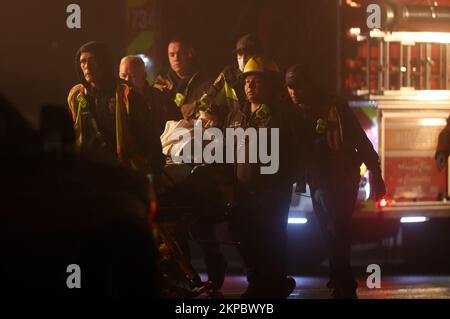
195,80,239,118
213,79,239,107
67,83,145,170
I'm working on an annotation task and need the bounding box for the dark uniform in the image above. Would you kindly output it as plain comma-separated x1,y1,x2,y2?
154,67,211,120
140,82,182,136
154,61,227,290
293,94,384,298
68,41,165,175
285,63,385,298
210,65,246,104
226,96,296,298
204,34,264,120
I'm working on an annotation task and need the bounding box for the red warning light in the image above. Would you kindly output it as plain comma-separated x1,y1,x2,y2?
377,197,389,208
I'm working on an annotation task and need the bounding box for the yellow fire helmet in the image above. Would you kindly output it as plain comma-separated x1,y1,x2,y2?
242,56,279,77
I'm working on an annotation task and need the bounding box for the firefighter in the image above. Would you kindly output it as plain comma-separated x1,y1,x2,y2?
119,55,182,135
197,34,265,128
153,38,211,121
226,56,296,299
209,33,264,106
67,41,165,176
285,64,386,299
154,38,227,291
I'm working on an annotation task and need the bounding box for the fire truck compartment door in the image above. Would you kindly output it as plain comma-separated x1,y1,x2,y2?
381,110,449,202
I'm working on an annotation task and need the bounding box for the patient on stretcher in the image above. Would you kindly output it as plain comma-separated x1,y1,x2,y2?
159,110,225,186
156,112,232,298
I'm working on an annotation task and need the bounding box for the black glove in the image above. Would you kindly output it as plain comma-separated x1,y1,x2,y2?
370,172,386,201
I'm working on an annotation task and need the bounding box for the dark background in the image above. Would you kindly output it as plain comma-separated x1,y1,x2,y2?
0,0,339,127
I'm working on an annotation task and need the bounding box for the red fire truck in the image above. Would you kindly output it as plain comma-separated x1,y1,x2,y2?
288,0,450,269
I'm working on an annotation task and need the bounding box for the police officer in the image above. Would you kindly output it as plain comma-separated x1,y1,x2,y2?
285,64,386,299
226,56,296,299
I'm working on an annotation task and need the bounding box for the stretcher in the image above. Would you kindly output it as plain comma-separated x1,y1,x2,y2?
154,162,235,298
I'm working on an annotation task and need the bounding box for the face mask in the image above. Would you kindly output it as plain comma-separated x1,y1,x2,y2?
238,57,245,72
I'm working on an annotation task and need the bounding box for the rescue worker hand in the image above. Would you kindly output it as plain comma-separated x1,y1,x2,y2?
180,102,198,120
436,152,447,171
370,172,386,201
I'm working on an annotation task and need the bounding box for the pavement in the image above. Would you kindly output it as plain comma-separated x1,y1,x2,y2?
199,274,450,299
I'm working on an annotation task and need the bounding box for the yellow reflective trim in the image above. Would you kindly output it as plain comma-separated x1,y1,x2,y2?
174,93,186,107
67,84,86,148
224,80,238,101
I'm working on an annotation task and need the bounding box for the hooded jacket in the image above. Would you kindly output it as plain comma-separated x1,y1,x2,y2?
292,94,381,190
68,41,164,174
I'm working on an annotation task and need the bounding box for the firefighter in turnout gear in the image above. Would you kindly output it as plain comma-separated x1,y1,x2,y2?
286,64,386,299
153,38,211,121
68,41,164,175
226,56,297,299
